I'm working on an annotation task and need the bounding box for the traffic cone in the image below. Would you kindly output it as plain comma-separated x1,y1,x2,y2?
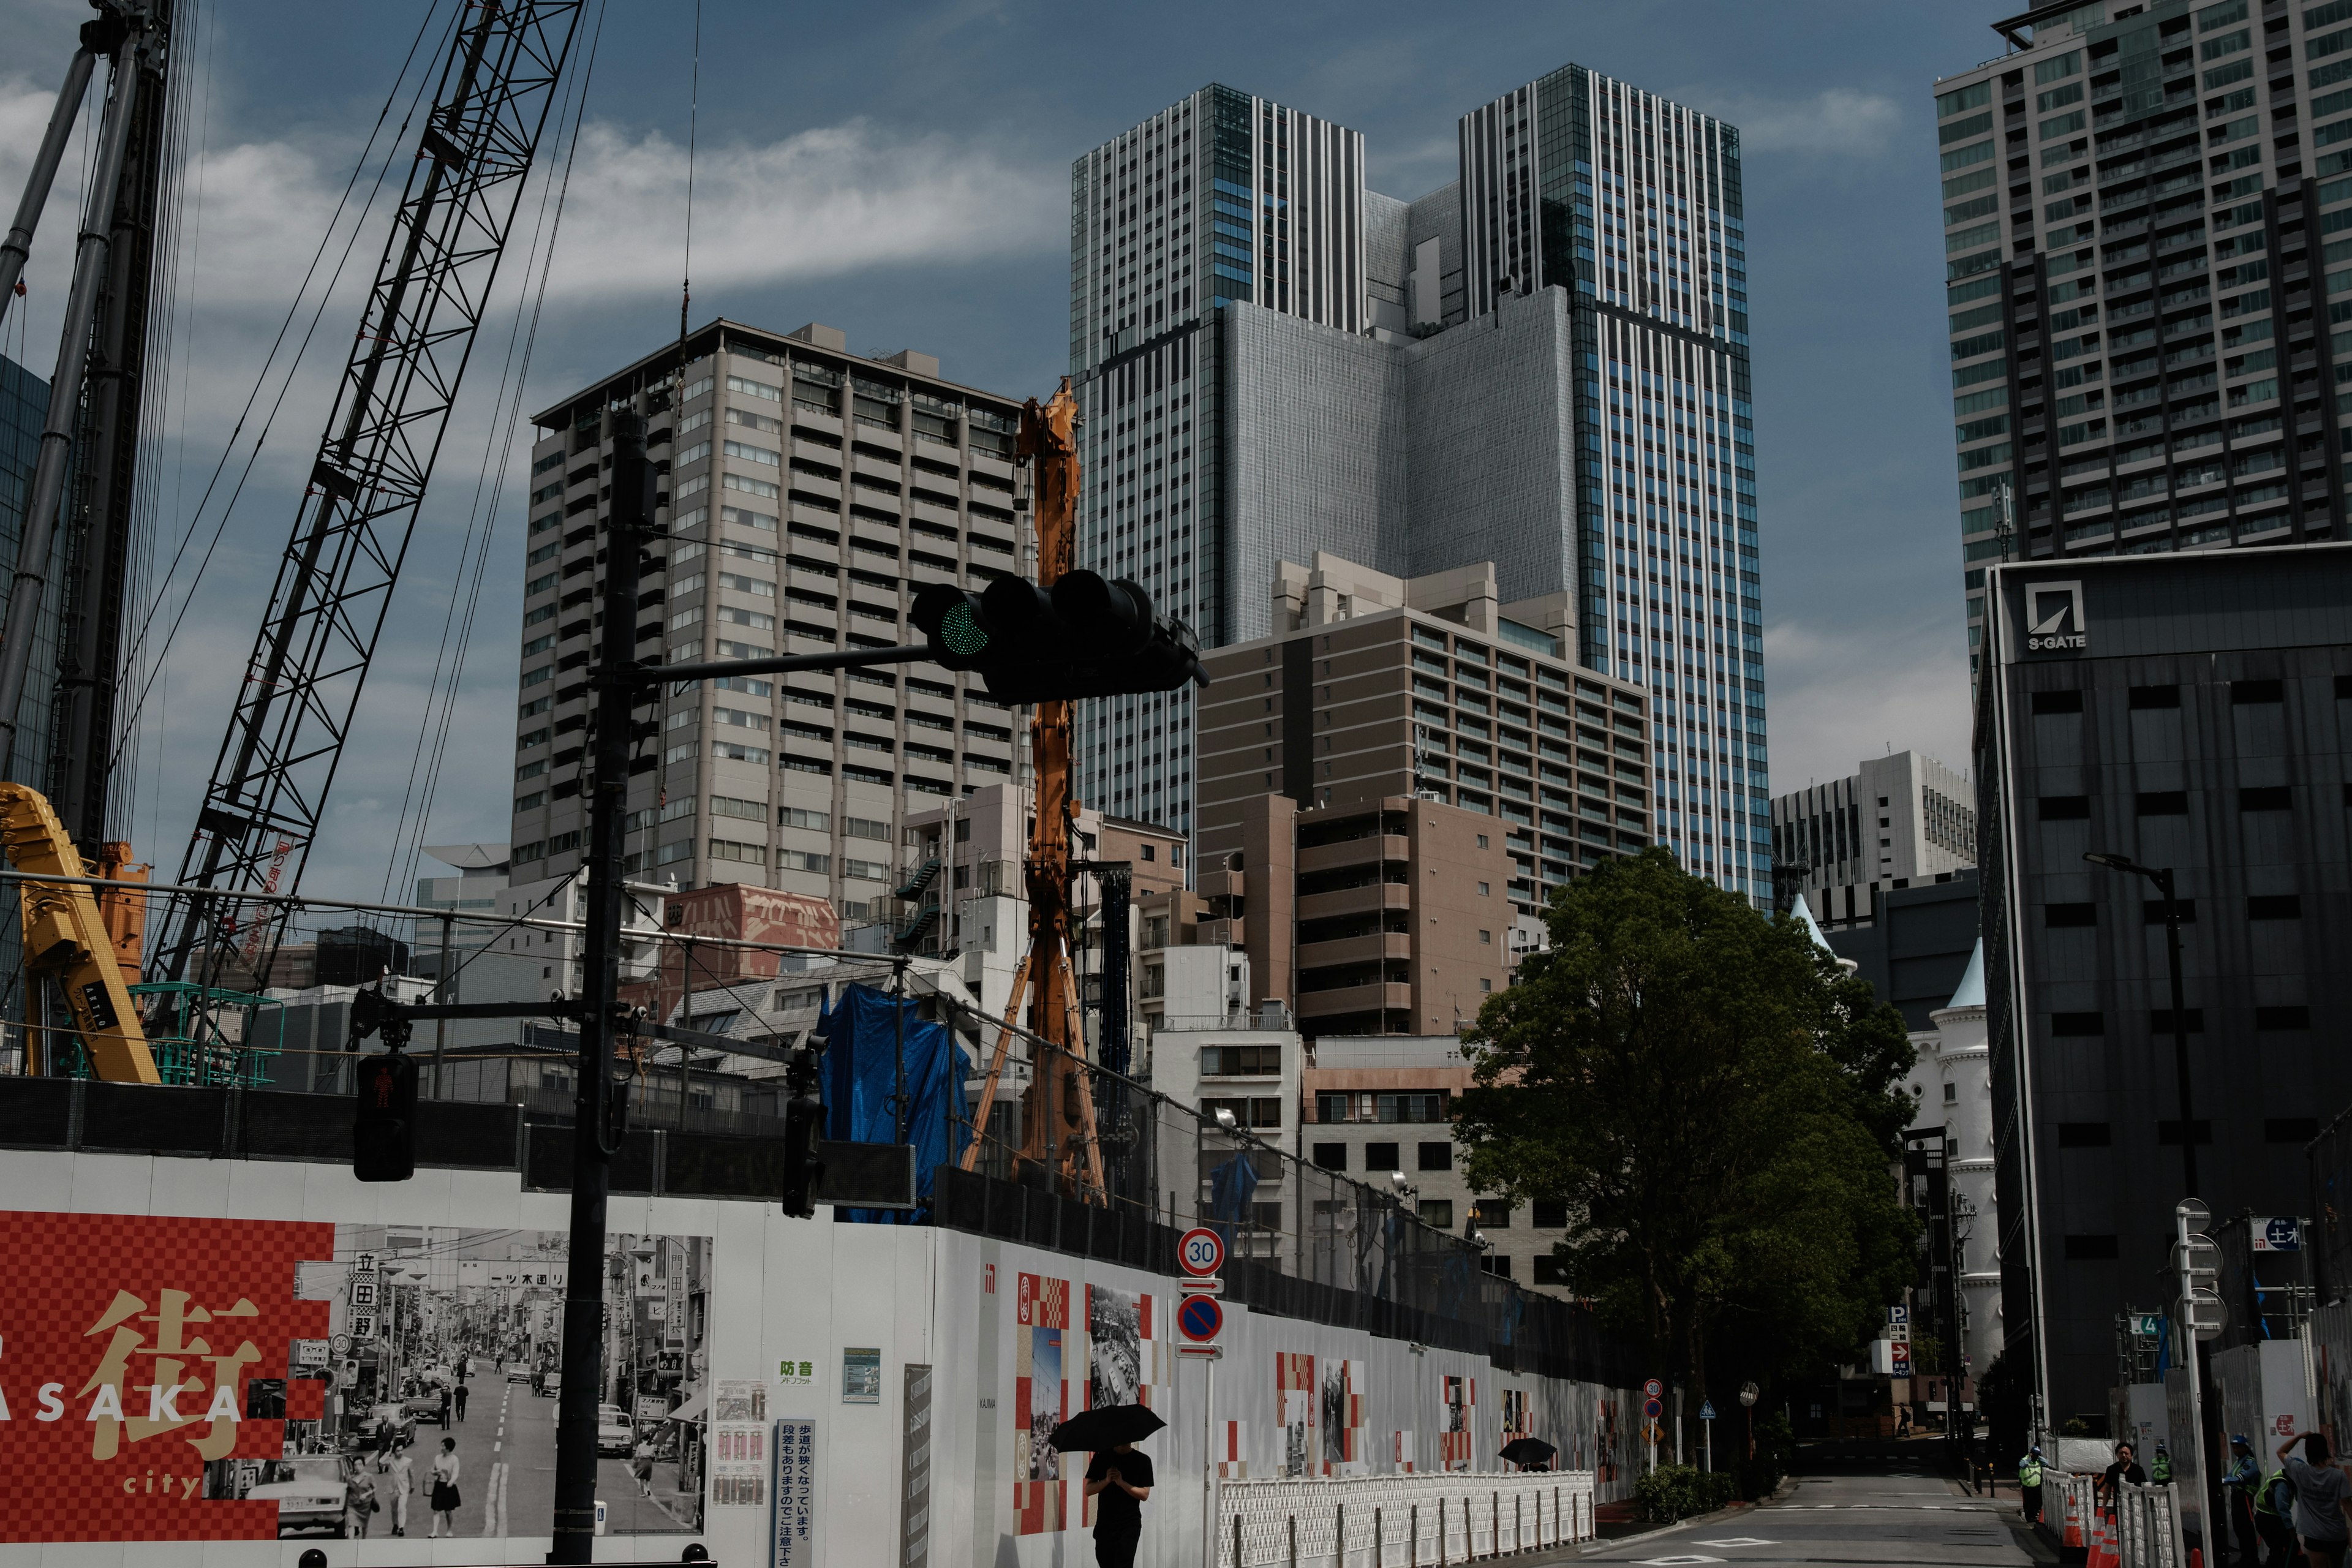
2086,1511,2114,1568
2062,1490,2084,1551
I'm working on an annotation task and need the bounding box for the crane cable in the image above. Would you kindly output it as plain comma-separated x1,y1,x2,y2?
376,0,614,908
106,0,464,747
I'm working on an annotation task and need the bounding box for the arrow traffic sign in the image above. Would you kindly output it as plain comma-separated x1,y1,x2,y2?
1178,1227,1226,1278
1177,1293,1225,1344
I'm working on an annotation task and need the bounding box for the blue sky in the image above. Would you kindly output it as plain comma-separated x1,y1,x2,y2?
0,0,2000,900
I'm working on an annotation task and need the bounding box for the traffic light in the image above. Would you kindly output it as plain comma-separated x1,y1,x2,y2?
780,1047,826,1219
910,570,1206,703
353,1051,418,1183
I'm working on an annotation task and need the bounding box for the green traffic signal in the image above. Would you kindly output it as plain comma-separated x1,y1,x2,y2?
938,598,988,658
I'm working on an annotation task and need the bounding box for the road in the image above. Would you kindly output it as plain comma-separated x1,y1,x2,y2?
1581,1466,2037,1568
395,1372,701,1540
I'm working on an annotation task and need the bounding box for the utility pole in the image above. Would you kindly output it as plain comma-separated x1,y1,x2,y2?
548,405,652,1564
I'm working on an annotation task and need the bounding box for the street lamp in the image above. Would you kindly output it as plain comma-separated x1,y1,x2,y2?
2089,850,2220,1534
2083,852,2197,1197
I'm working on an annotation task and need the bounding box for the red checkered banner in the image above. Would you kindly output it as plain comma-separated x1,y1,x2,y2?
0,1212,334,1542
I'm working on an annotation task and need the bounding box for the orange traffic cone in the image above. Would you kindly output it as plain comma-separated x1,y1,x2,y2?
2062,1492,2084,1551
2087,1511,2116,1568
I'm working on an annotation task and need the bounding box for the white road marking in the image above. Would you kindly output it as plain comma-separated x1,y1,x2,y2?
1695,1540,1777,1548
482,1460,509,1537
1637,1558,1724,1566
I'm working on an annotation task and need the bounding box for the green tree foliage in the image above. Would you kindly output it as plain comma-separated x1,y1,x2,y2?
1455,850,1919,1455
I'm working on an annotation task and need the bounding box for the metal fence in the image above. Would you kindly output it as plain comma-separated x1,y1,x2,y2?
2310,1106,2352,1304
0,875,1641,1387
944,1016,1638,1387
1216,1472,1596,1568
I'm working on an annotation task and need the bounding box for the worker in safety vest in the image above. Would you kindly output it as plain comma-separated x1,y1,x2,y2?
2222,1436,2264,1568
2153,1440,2175,1485
2019,1446,2045,1525
2253,1458,2302,1568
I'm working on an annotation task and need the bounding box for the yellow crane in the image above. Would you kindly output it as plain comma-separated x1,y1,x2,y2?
0,782,157,1082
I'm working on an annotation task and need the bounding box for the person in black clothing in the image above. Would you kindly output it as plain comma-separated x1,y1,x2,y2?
1083,1441,1155,1568
2103,1442,2149,1520
454,1382,469,1422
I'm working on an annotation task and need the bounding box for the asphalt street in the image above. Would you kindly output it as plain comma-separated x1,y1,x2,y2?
1580,1466,2036,1568
409,1374,699,1539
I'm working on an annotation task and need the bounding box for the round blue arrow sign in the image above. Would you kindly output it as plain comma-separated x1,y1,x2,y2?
1177,1294,1224,1343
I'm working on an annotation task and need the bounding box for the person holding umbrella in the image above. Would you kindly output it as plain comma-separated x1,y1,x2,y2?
1052,1404,1164,1568
1500,1437,1557,1473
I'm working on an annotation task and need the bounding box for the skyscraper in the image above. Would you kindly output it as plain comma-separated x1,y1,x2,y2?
1071,70,1770,900
1933,0,2348,672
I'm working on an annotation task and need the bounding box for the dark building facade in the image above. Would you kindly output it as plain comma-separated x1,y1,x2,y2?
1977,545,2352,1427
1826,869,1983,1032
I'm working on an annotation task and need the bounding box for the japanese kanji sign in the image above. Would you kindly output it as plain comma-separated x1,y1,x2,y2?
0,1211,333,1542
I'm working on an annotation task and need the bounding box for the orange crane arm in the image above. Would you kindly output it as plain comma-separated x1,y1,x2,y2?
0,783,157,1082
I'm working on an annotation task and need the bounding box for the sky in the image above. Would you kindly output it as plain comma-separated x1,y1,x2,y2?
0,0,2005,907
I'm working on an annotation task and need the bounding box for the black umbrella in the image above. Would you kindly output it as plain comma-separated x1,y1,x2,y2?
1049,1404,1167,1452
1499,1437,1557,1468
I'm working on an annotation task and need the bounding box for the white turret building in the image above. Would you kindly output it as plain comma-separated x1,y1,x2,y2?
1909,941,1999,1382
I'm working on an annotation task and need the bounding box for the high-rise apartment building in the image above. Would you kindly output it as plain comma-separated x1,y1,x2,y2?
1770,750,1978,925
518,320,1027,923
1933,0,2352,670
1194,551,1653,932
1071,70,1769,900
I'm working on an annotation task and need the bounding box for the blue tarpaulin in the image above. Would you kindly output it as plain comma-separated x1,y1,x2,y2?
1208,1150,1259,1248
816,982,971,1223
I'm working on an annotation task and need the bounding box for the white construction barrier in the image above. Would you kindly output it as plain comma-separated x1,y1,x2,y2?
2112,1479,2187,1568
1216,1472,1598,1568
2046,1469,2098,1554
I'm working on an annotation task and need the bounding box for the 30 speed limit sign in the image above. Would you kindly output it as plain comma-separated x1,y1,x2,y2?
1178,1227,1226,1278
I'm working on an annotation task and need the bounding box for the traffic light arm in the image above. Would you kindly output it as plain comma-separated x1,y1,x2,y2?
345,989,790,1066
650,643,930,684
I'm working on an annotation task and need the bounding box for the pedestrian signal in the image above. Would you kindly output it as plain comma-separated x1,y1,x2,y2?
353,1052,417,1183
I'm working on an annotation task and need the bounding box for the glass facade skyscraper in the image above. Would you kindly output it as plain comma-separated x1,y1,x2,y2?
1071,69,1771,902
1069,85,1368,837
1934,0,2349,669
1461,67,1767,895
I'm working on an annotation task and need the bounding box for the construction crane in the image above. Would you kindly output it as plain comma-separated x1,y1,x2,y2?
150,0,587,989
960,383,1107,1200
0,0,181,852
0,783,156,1082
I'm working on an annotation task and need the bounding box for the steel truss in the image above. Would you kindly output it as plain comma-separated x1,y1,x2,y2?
155,0,586,982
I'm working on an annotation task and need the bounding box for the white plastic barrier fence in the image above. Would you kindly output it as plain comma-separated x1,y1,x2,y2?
2112,1480,2187,1568
1216,1472,1598,1568
2045,1470,2098,1553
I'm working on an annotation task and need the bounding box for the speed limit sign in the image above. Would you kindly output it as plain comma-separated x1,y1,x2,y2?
1178,1227,1226,1278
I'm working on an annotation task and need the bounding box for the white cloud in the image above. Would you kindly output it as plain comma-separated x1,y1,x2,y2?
12,85,1065,904
1761,618,1974,794
545,119,1063,300
1710,88,1904,160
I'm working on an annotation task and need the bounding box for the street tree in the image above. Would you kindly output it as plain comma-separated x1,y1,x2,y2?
1455,848,1918,1455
